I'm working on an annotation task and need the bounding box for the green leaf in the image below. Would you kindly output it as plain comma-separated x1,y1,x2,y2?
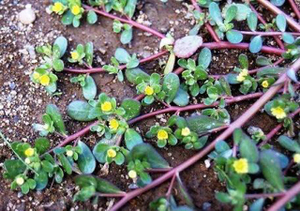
87,10,98,24
126,55,139,69
249,36,262,53
54,36,68,58
41,160,54,173
259,150,284,191
85,42,94,66
58,154,72,175
77,141,96,174
34,137,50,154
276,14,286,32
125,68,150,84
198,47,211,69
247,12,258,31
225,5,237,23
46,104,67,135
271,0,285,6
256,56,272,66
3,160,26,179
53,59,64,72
250,198,265,211
226,30,243,44
83,76,97,100
215,140,230,153
124,0,137,18
93,142,110,163
162,73,180,104
239,54,248,69
257,67,285,78
173,88,189,107
115,48,131,63
67,101,96,121
125,129,143,150
239,130,259,162
121,98,141,120
74,186,95,202
282,33,295,44
164,52,176,74
278,135,300,153
61,10,74,26
209,2,223,26
216,192,231,203
186,115,225,134
128,143,170,168
121,27,133,44
34,171,48,190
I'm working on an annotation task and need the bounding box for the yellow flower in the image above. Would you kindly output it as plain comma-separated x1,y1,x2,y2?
52,2,64,13
271,106,286,119
109,119,119,130
71,51,79,60
128,170,137,179
181,127,191,136
39,75,50,86
24,148,34,157
293,154,300,163
32,72,41,80
71,5,81,15
262,80,269,88
237,69,248,82
107,149,117,158
144,86,154,96
16,177,24,185
157,129,168,140
66,150,74,157
101,101,112,112
233,158,249,174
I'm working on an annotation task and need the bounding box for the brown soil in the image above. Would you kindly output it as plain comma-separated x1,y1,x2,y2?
0,0,299,211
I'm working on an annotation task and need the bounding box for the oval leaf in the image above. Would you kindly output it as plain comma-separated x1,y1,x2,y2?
46,104,67,135
249,35,262,53
77,141,96,174
83,76,97,100
54,36,68,58
67,101,96,122
121,98,141,120
162,73,180,104
226,30,243,44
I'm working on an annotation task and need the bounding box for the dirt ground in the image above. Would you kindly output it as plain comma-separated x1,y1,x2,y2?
0,0,299,210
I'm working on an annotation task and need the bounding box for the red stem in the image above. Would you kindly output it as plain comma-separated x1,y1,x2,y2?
257,0,300,32
190,0,220,42
109,58,300,211
82,4,166,39
267,181,300,211
240,31,300,36
128,92,264,125
96,193,126,198
288,0,300,20
64,50,168,74
166,173,177,199
245,192,285,199
202,41,285,55
249,4,285,49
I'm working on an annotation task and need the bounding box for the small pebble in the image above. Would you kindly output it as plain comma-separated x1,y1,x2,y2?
18,5,36,25
202,202,211,211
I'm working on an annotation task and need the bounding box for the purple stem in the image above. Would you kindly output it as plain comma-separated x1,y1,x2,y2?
257,0,300,32
267,181,300,211
166,173,177,199
245,192,285,199
288,0,300,20
249,4,285,49
146,168,173,173
82,4,166,39
96,193,126,198
240,31,300,36
109,58,300,211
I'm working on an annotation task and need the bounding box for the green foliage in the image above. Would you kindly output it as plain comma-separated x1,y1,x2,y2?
113,20,133,44
71,75,97,100
68,42,94,66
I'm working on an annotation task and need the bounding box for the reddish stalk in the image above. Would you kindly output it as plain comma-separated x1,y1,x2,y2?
128,92,264,125
109,58,300,211
240,31,300,36
268,180,300,211
166,173,177,199
288,0,300,20
190,0,220,42
146,168,173,173
258,107,300,147
82,4,166,39
245,192,285,199
202,41,285,55
64,50,168,74
249,4,285,49
257,0,300,32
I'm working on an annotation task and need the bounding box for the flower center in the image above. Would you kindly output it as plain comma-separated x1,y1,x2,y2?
233,158,248,174
66,150,74,157
71,51,79,60
109,119,119,130
144,86,154,96
181,127,191,136
107,149,117,158
24,148,34,157
101,101,112,112
271,106,286,119
53,2,63,13
39,75,50,86
294,154,300,163
128,170,137,179
71,5,81,15
157,129,168,140
262,80,269,88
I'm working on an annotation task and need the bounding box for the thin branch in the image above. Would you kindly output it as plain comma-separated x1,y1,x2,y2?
257,0,300,32
245,192,285,199
82,4,166,39
288,0,300,20
240,31,300,36
166,173,177,199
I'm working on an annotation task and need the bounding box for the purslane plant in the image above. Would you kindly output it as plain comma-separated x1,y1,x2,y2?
2,0,300,211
